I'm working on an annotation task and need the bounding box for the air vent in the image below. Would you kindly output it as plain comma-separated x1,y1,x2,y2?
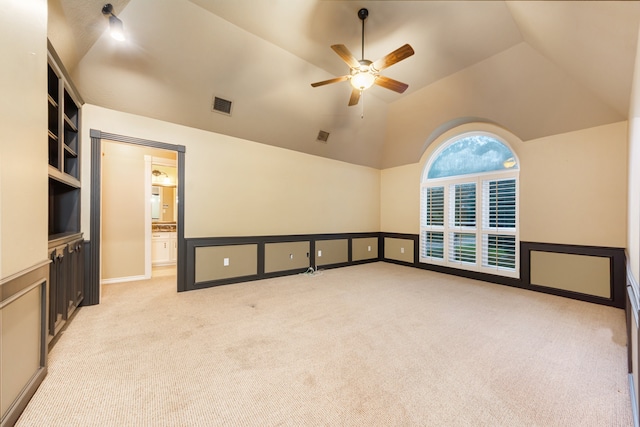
317,130,330,143
212,96,233,115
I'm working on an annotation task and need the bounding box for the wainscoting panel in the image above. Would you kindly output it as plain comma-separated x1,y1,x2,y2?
265,241,310,273
195,244,258,283
0,262,48,427
352,237,378,262
531,251,611,298
315,239,348,267
384,237,415,264
521,242,625,308
186,233,381,291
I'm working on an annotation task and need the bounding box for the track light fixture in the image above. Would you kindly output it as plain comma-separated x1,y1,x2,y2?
102,3,126,41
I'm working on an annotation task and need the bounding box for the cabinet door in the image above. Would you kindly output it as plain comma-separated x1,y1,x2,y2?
152,239,171,265
170,239,177,262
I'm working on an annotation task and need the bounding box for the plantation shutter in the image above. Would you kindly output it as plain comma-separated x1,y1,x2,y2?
420,186,445,260
421,231,444,259
482,178,516,270
450,183,476,228
449,183,477,264
449,232,476,264
421,186,444,226
483,179,516,231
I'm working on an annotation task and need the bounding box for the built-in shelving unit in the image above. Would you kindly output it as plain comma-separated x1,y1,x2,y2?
47,42,84,346
47,58,81,201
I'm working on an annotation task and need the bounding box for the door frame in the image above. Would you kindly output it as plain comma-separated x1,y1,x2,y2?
87,129,186,305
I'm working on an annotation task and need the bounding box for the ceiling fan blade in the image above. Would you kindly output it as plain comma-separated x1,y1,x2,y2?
310,75,349,87
348,88,361,106
372,44,415,72
331,44,361,69
375,75,409,93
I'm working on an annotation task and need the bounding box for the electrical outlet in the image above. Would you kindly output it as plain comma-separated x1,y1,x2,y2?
400,247,405,254
318,250,322,257
289,254,294,260
367,245,371,252
223,258,229,266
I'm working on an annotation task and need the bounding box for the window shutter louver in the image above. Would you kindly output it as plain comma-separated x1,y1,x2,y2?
448,183,477,264
483,234,516,269
449,232,476,264
421,231,444,259
420,186,445,260
451,183,476,228
482,178,517,270
483,179,516,231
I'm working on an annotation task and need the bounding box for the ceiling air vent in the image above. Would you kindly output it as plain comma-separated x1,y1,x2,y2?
212,96,233,116
317,130,330,143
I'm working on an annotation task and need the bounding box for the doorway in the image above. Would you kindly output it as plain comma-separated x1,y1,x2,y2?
148,156,178,278
87,130,186,305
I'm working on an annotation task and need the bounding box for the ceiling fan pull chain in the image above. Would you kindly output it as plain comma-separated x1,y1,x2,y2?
361,90,365,119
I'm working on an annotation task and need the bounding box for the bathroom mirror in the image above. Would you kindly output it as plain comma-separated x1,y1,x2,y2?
151,185,176,222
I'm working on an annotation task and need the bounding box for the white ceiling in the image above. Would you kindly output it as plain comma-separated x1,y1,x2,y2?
50,0,640,168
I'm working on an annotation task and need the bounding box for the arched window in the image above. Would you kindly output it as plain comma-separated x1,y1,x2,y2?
420,133,519,277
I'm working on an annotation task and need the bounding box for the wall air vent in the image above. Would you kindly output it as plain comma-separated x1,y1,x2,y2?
317,130,330,143
212,96,233,116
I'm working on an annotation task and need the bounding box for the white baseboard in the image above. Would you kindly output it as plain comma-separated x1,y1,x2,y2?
101,274,149,285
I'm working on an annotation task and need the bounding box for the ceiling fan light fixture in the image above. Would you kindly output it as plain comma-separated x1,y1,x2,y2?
350,71,376,91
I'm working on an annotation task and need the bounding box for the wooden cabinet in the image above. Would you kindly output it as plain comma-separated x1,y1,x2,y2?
48,234,84,345
47,44,84,347
152,232,177,266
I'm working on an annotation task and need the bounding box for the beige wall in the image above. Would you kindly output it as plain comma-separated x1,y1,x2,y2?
630,117,640,282
81,105,381,240
0,0,48,278
380,164,421,235
628,25,640,284
0,0,48,421
519,121,627,247
381,121,628,249
622,23,640,423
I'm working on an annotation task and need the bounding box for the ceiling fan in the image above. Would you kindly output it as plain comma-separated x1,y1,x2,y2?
311,8,415,107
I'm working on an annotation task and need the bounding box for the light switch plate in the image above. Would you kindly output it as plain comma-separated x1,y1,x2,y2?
223,258,229,266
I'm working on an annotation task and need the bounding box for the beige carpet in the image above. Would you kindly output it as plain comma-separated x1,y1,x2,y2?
17,262,632,426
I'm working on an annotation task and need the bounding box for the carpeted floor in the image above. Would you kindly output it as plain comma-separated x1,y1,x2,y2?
16,262,632,426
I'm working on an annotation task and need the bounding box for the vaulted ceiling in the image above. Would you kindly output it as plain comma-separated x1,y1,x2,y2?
48,0,640,168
